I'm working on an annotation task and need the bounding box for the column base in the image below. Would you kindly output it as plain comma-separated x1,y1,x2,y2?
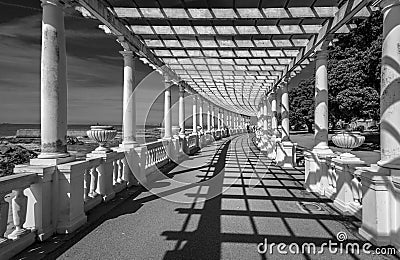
30,155,76,166
303,150,336,195
276,140,296,168
119,141,139,148
37,152,70,159
358,164,392,246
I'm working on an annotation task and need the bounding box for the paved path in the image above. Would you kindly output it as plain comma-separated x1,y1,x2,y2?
53,134,395,260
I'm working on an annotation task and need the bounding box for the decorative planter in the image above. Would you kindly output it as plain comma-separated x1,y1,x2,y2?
331,131,365,159
87,126,117,153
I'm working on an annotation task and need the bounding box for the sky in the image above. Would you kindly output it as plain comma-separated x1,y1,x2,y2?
0,1,314,126
0,0,184,126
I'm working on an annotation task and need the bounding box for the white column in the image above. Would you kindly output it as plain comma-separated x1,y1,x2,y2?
192,95,197,133
178,83,185,136
271,89,278,136
199,97,203,130
217,108,221,130
120,51,138,147
281,80,290,141
207,102,211,131
313,50,331,152
221,109,225,128
38,0,69,159
164,78,173,139
211,104,215,130
263,95,268,133
379,0,400,165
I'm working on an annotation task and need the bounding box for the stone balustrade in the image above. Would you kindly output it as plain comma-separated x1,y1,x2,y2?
0,173,38,259
186,133,199,155
0,128,247,259
142,140,169,172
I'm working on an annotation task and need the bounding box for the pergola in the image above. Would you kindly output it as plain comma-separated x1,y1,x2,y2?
76,0,375,116
6,1,400,258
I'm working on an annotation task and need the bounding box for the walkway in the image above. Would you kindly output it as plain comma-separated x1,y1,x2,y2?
18,134,395,259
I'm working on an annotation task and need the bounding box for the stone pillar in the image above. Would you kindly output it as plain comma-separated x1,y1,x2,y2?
178,83,185,136
37,0,70,161
217,108,221,130
281,80,290,141
120,51,138,147
220,109,225,128
164,78,173,139
263,95,268,133
276,79,296,167
313,50,332,153
358,0,400,246
211,104,215,130
379,0,400,166
207,102,211,131
304,49,334,195
192,95,197,133
271,89,278,136
199,97,203,130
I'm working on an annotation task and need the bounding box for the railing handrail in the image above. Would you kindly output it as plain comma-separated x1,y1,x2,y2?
144,140,165,150
0,173,38,194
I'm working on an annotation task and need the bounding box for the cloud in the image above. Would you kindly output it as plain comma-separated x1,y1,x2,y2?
0,14,166,125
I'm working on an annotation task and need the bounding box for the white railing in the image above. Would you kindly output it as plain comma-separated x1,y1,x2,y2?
143,140,169,170
186,134,198,155
0,173,38,259
1,129,229,258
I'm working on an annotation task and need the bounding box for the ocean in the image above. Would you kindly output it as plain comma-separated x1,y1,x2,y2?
0,124,168,159
0,124,162,143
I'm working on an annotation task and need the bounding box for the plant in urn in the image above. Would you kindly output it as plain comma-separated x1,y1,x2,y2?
87,126,117,153
331,130,365,161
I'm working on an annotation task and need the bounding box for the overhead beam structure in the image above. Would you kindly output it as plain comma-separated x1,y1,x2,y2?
77,0,376,115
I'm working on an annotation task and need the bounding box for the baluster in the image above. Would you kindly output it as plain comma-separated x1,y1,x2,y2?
351,175,362,205
8,188,28,239
84,168,91,202
113,160,118,185
148,150,151,166
118,158,124,183
89,166,99,198
0,192,9,242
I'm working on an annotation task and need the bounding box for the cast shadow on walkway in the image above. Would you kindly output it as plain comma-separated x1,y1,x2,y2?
15,135,398,260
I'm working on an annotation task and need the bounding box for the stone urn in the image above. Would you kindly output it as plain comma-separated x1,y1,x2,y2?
331,131,365,159
87,126,117,153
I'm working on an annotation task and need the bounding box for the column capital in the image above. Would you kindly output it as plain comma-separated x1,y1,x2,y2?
41,0,70,8
282,76,290,84
164,75,174,86
178,83,185,93
119,50,135,57
117,37,132,52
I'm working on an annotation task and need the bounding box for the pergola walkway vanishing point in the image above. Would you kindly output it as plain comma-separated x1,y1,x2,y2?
2,0,400,259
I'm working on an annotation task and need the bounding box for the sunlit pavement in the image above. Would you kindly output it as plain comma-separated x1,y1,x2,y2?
22,134,396,260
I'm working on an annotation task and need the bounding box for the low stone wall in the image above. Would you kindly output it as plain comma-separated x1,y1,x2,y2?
16,129,88,138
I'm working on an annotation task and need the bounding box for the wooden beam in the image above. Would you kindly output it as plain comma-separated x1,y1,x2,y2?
279,0,374,87
77,0,179,82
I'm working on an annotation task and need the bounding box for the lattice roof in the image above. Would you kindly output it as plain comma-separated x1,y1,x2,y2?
77,0,375,115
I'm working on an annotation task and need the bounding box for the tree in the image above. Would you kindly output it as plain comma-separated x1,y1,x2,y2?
289,11,382,128
328,11,382,124
289,78,314,133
